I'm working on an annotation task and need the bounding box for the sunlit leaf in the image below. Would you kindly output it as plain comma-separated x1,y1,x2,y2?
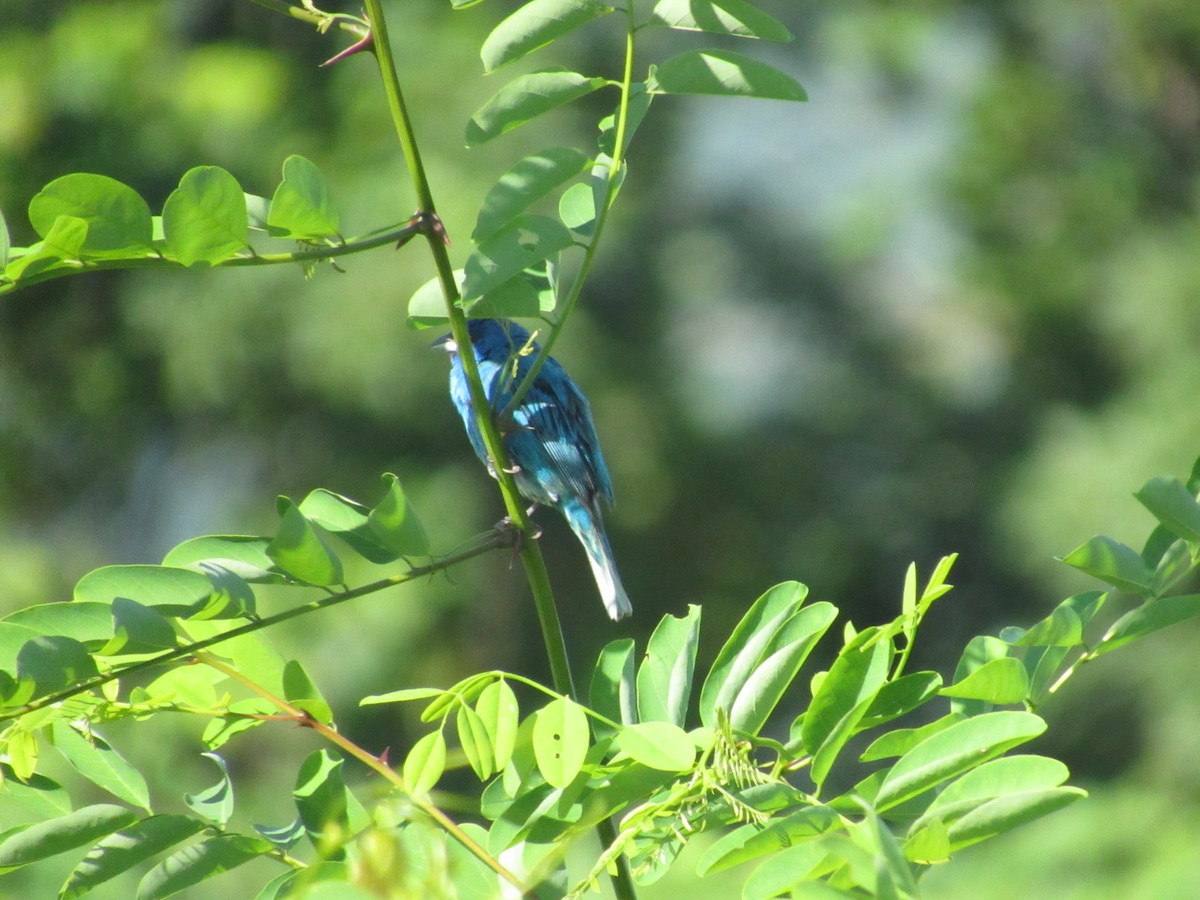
366,473,430,557
614,722,695,771
28,173,153,255
283,659,333,725
874,712,1047,811
943,787,1086,852
252,817,306,851
940,657,1028,704
647,50,806,100
162,535,280,584
636,605,701,727
162,166,248,266
482,0,612,72
589,638,637,741
1096,594,1200,655
801,628,890,756
697,806,838,876
12,636,99,706
100,598,179,656
476,679,519,770
74,565,215,617
1060,535,1152,592
268,155,340,240
266,499,343,586
457,704,496,780
859,671,942,729
532,697,589,788
649,0,791,41
402,731,446,797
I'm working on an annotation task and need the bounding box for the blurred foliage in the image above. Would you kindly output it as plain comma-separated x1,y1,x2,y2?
2,0,1200,895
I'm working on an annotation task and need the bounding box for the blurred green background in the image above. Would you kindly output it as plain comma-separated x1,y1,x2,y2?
3,0,1200,896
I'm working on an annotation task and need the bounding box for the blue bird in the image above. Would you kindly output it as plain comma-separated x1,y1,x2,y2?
436,318,631,621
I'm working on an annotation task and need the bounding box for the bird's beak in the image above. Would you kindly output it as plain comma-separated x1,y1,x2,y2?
431,333,457,353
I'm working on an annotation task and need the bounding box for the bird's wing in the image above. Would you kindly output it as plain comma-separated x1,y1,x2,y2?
519,359,614,507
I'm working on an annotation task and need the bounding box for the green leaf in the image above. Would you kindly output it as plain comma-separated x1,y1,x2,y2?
859,713,966,763
0,804,137,871
268,155,340,240
137,833,272,900
648,0,792,41
51,722,151,811
924,755,1071,817
101,598,179,656
874,711,1047,811
557,180,596,234
940,657,1029,704
360,687,447,706
266,499,344,586
467,263,557,318
162,166,248,266
466,70,608,145
13,636,99,705
402,731,447,797
367,473,430,557
614,722,695,771
253,817,306,851
294,750,368,850
74,565,216,617
1096,594,1200,655
1015,603,1086,648
636,605,701,727
283,660,333,725
161,535,279,584
474,147,592,241
297,487,409,565
457,704,496,780
28,173,153,255
700,582,833,733
741,841,830,899
589,638,637,741
1061,534,1152,592
2,601,113,649
697,806,838,876
944,787,1086,852
5,215,89,280
532,697,589,788
1135,476,1200,543
647,50,806,100
476,679,519,770
801,628,891,755
185,753,234,827
859,671,943,728
201,699,274,750
482,0,612,72
0,766,71,822
947,634,1010,717
462,214,575,301
61,815,205,899
0,208,9,269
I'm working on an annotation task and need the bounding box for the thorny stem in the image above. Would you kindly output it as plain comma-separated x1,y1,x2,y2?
197,652,527,893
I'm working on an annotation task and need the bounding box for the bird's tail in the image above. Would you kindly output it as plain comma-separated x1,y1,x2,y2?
562,500,632,621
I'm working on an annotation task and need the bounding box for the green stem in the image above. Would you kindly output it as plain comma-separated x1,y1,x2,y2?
360,0,576,699
0,224,420,296
0,532,508,724
244,0,367,37
499,20,638,422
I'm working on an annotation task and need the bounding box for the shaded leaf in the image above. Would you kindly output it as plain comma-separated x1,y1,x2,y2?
51,722,151,811
161,535,279,585
474,147,592,241
13,636,99,706
457,704,496,780
462,214,575,301
137,833,272,900
1097,594,1200,655
74,565,215,617
466,70,608,145
253,817,306,851
0,804,137,871
283,660,333,725
61,815,204,899
185,753,234,827
1135,476,1200,543
101,598,179,656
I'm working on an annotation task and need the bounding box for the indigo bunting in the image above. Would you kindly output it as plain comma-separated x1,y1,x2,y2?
436,319,631,620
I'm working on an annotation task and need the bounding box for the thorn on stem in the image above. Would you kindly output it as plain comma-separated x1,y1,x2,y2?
320,28,374,67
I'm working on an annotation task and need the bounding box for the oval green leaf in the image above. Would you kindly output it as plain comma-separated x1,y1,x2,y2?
482,0,613,73
162,166,249,267
403,730,447,796
615,722,695,771
268,154,340,240
462,214,575,301
0,804,137,870
466,70,608,145
649,0,792,41
636,605,701,727
647,49,807,100
28,173,153,255
137,833,272,900
474,147,592,241
532,697,589,788
62,815,205,899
